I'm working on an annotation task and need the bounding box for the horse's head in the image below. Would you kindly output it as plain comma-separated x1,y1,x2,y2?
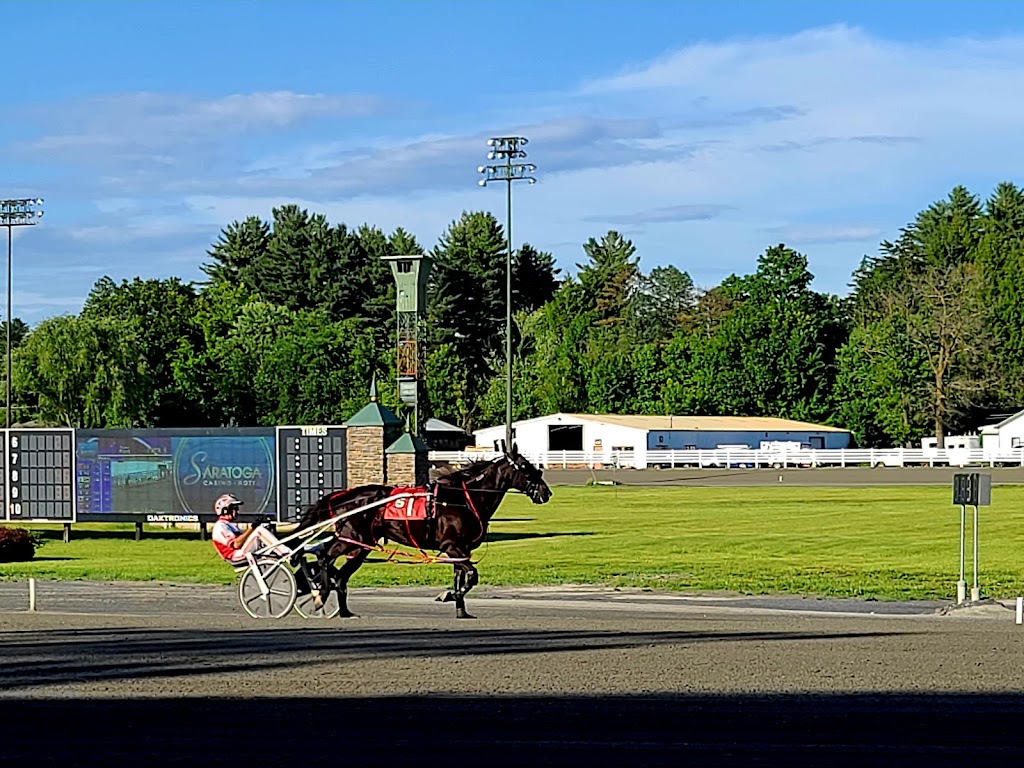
497,442,552,504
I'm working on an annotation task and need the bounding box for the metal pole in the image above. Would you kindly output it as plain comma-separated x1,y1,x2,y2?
971,504,980,602
957,504,966,604
477,140,534,454
505,167,513,453
6,224,11,430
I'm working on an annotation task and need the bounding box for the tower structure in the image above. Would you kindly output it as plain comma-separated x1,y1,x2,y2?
383,253,433,433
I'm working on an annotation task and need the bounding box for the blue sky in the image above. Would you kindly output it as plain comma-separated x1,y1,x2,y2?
5,0,1024,323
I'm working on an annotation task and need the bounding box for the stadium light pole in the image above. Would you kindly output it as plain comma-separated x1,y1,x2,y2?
0,198,44,428
477,137,536,452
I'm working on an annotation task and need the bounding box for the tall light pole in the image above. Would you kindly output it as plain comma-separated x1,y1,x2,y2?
478,137,536,452
0,198,44,428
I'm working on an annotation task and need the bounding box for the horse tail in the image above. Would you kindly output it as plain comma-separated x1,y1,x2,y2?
295,494,334,532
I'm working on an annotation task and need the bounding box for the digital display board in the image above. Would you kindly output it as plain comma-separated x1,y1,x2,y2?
8,429,75,522
277,426,347,522
75,428,277,522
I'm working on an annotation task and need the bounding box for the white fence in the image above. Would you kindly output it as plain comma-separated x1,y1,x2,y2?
429,447,1024,470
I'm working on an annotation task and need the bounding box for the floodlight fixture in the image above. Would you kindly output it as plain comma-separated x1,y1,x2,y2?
0,197,45,428
477,137,537,451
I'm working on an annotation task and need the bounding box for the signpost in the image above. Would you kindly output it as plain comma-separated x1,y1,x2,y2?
952,472,991,604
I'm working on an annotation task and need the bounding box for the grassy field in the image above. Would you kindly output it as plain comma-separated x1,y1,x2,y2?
2,484,1023,601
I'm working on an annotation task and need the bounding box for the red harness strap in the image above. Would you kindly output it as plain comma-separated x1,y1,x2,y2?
462,482,485,543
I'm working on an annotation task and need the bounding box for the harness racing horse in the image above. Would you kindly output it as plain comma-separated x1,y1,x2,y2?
293,444,552,619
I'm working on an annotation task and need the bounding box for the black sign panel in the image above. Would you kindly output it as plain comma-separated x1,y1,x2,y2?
8,429,75,522
277,426,347,522
953,472,992,506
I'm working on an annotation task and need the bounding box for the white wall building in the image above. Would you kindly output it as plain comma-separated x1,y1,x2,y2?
473,412,851,468
980,408,1024,452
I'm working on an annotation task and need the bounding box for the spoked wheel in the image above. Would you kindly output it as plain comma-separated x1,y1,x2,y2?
292,560,339,618
294,589,340,619
238,559,297,619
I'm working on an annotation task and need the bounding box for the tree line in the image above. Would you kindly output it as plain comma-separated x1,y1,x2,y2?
7,182,1023,448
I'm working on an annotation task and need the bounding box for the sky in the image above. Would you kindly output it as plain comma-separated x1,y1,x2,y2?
5,0,1024,323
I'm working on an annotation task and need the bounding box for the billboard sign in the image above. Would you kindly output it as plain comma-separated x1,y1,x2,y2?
76,428,277,522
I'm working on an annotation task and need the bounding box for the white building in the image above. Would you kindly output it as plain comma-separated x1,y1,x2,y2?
473,412,851,468
980,408,1024,452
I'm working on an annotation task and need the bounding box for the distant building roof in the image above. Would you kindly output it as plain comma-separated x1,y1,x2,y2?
386,430,430,454
475,412,850,434
980,407,1024,432
424,418,468,434
344,375,403,428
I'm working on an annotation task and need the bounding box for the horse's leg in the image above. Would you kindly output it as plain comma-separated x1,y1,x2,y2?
435,565,457,604
454,561,479,619
442,546,478,619
331,548,370,618
313,544,336,610
434,541,461,604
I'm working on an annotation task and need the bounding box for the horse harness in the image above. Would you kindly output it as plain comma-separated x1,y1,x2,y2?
322,457,520,561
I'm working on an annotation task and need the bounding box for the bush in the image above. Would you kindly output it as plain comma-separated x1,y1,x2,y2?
0,527,40,562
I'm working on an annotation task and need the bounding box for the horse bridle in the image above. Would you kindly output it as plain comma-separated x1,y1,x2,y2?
434,455,542,501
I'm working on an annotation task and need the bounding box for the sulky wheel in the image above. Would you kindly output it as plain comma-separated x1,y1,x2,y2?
238,560,297,619
292,559,340,618
293,589,341,619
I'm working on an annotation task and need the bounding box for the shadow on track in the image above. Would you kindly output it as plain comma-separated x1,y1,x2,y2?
1,692,1019,767
0,625,911,693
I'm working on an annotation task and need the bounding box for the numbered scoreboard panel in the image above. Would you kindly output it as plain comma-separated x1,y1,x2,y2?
7,429,75,522
276,426,347,522
0,432,5,521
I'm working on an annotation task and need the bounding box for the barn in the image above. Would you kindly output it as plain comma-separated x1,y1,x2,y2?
473,412,851,468
979,408,1024,451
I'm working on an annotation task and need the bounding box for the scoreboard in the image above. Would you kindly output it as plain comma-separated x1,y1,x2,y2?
7,429,75,522
276,426,348,522
0,432,5,520
0,425,352,524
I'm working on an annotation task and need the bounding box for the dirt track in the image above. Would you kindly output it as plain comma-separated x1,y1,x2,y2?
2,582,1023,766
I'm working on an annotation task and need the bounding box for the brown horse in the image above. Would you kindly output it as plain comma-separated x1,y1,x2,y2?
293,443,552,618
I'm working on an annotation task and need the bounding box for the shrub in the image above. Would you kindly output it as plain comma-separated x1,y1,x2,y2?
0,527,40,562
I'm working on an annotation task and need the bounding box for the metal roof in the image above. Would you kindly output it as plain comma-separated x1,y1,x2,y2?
571,414,849,432
345,400,403,428
424,418,468,434
980,407,1024,431
476,412,849,433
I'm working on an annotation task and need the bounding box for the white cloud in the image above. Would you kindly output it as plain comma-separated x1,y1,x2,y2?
11,290,88,316
764,224,883,245
584,204,734,226
21,91,387,150
9,24,1024,311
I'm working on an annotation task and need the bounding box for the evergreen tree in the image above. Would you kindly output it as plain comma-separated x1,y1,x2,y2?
577,230,640,329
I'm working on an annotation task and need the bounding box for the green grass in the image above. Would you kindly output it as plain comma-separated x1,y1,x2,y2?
2,484,1023,601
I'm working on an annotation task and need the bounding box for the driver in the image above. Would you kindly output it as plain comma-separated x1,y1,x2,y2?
211,493,288,564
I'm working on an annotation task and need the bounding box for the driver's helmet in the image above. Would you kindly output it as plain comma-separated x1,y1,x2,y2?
214,493,243,517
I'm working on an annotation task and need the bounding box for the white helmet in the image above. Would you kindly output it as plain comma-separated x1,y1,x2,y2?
214,493,243,516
